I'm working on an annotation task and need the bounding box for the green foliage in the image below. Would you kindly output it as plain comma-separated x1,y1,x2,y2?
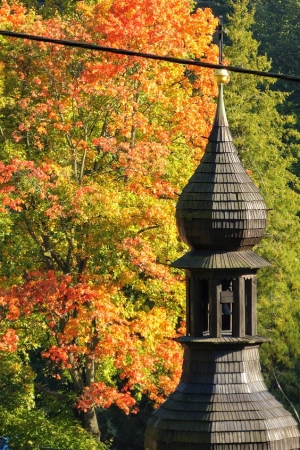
223,0,300,416
201,0,300,129
19,0,79,18
252,0,300,118
0,354,106,449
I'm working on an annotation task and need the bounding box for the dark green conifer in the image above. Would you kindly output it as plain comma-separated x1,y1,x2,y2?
221,0,300,418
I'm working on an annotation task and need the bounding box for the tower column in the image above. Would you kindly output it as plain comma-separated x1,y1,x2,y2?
245,276,257,335
232,276,245,337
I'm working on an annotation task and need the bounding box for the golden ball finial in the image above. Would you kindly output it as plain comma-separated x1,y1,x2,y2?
214,68,230,84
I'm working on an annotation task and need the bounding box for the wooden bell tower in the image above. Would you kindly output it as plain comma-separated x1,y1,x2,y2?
144,63,300,450
185,269,258,339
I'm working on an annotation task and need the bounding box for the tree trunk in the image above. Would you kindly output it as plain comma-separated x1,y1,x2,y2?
82,407,101,441
69,350,101,440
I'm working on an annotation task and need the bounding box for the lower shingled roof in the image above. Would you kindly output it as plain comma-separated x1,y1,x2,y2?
171,250,271,269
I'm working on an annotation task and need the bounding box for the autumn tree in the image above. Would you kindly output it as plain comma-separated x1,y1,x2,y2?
0,0,219,445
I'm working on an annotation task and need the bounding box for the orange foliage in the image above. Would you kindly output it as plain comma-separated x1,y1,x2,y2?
0,271,183,412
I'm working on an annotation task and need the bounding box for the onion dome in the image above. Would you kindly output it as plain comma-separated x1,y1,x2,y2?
176,75,267,254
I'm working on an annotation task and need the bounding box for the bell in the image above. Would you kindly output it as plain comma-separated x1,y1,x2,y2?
222,303,232,315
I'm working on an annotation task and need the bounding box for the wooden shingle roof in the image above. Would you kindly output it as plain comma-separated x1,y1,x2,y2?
172,249,271,270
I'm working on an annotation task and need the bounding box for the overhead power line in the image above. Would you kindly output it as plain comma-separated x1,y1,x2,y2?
0,29,299,83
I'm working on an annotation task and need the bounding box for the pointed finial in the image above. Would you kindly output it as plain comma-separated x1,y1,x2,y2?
214,68,230,84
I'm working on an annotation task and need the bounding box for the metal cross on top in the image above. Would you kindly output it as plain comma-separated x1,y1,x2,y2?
218,16,224,65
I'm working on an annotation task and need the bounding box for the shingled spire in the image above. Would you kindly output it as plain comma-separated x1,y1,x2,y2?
144,67,300,449
174,77,269,269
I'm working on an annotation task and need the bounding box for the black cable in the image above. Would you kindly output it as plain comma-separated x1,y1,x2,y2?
0,29,300,83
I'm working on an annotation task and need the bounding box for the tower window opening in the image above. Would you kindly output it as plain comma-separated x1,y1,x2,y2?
221,279,233,335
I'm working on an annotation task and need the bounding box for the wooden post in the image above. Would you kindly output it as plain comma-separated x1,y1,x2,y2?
232,276,245,337
209,278,222,337
245,276,257,336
